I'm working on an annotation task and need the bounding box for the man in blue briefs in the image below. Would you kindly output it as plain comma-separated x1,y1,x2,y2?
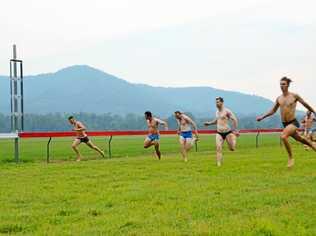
144,111,168,160
174,111,199,162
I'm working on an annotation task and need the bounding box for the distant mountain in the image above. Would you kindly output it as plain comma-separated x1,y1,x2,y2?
0,65,274,117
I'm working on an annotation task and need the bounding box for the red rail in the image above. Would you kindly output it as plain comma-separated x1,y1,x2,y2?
16,129,290,163
18,129,285,138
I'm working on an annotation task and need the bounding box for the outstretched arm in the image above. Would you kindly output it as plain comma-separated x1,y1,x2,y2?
296,94,316,114
257,99,279,122
204,119,217,126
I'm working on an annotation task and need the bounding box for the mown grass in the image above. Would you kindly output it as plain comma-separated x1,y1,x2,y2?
0,134,316,235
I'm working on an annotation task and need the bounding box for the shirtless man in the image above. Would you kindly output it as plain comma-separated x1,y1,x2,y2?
174,111,199,162
301,111,316,148
204,97,239,167
257,77,316,168
144,111,168,160
68,116,105,161
302,111,316,139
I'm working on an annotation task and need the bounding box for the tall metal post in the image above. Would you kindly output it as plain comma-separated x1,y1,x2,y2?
9,45,24,162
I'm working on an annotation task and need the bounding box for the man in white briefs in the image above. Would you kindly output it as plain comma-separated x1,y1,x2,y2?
204,97,239,167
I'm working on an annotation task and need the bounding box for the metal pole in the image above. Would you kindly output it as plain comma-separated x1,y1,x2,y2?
14,138,19,163
108,136,113,158
12,45,18,131
9,61,13,131
256,131,260,148
20,62,24,131
10,45,23,163
12,45,19,162
47,137,52,163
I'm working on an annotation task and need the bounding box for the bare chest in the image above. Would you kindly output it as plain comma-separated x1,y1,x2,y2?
147,120,157,128
278,96,297,108
217,111,229,121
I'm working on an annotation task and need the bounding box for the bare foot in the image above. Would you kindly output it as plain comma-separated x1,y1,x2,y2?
217,161,222,167
76,157,81,162
287,158,295,168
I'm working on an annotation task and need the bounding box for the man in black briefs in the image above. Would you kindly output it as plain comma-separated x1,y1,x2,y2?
257,77,316,168
204,97,239,167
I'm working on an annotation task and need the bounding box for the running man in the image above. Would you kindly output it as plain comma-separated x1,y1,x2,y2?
302,111,316,138
174,111,199,162
204,97,239,167
301,111,316,148
68,116,105,161
257,77,316,168
144,111,168,160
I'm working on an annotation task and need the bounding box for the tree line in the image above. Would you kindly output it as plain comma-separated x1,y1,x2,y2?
0,112,287,133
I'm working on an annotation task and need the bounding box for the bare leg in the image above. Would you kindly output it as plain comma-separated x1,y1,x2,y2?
281,125,297,168
71,139,82,161
303,130,310,150
292,132,316,151
179,138,188,162
184,138,194,152
144,138,154,149
144,138,160,159
86,141,105,158
154,141,161,160
216,134,224,167
226,133,237,151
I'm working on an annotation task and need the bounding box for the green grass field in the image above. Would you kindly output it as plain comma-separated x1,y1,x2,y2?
1,134,316,235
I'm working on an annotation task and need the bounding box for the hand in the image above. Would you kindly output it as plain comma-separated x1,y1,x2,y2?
256,116,264,122
204,122,210,126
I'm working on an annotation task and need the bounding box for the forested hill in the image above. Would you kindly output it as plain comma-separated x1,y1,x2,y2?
0,65,273,117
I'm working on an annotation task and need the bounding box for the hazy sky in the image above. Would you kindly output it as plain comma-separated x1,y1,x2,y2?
1,0,315,106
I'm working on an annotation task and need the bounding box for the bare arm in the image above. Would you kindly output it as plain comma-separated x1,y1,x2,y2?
176,119,181,133
227,110,238,131
73,122,86,131
204,119,217,126
257,99,280,122
296,94,316,113
155,118,169,130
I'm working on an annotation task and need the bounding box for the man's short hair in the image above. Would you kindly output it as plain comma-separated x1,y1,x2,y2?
280,77,292,85
144,111,152,117
174,111,182,115
68,116,74,120
216,97,224,102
